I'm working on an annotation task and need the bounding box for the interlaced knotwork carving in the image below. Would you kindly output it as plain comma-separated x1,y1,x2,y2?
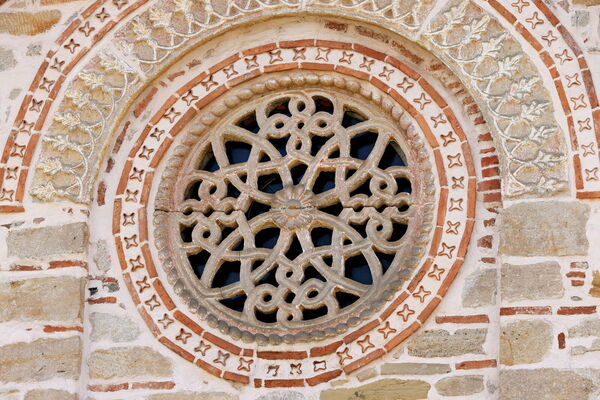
155,74,434,343
177,92,411,327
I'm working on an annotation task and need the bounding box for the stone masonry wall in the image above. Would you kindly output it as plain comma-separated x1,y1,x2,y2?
0,0,599,399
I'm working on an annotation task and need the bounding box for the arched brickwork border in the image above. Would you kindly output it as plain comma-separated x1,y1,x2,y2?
0,0,596,212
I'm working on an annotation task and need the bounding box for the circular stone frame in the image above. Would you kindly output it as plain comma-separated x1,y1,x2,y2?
154,75,435,344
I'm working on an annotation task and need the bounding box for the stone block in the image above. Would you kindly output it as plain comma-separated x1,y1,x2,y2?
255,393,303,400
499,201,589,256
500,320,551,365
435,375,484,396
90,312,140,342
7,222,88,259
0,277,84,322
381,363,451,375
320,379,430,400
501,262,563,302
590,271,600,298
407,329,486,357
25,390,77,400
462,268,496,307
0,337,81,382
0,11,61,35
147,393,237,400
499,369,596,400
569,318,600,337
89,346,171,379
0,47,15,72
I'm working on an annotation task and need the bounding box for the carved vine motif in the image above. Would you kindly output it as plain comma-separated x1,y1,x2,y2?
32,52,138,201
29,0,571,202
169,91,413,329
425,0,568,196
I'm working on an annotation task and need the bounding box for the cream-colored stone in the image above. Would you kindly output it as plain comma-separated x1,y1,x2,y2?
0,47,15,72
407,329,486,357
499,369,596,400
569,318,600,337
381,363,451,375
7,222,88,259
435,375,484,396
90,312,140,342
0,337,81,382
89,346,171,379
500,320,552,365
501,262,563,302
147,393,237,400
0,277,84,322
25,389,77,400
499,202,589,256
320,379,430,400
255,393,304,400
462,268,496,307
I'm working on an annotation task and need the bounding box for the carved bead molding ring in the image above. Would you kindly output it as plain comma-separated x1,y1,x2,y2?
155,84,432,343
114,38,476,386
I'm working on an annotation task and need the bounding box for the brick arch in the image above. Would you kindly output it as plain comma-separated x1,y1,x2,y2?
0,0,595,213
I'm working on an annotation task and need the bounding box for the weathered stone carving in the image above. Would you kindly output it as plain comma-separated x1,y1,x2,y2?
154,77,433,343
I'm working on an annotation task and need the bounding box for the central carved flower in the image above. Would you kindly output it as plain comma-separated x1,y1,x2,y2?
271,185,315,229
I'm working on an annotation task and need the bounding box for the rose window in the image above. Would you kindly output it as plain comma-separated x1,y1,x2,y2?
156,82,431,343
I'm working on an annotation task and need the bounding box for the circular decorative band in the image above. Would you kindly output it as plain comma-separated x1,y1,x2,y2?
154,77,434,343
113,40,476,386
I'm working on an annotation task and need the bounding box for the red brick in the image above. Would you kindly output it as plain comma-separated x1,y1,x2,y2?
500,306,552,316
310,341,342,357
257,351,307,360
130,381,176,390
557,306,596,315
203,331,242,355
456,359,497,370
264,379,305,388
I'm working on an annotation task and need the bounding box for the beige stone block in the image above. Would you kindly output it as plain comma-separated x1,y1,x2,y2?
407,329,486,357
320,379,430,400
90,312,140,342
25,389,77,400
499,202,589,256
89,346,171,379
501,262,563,302
500,320,551,365
381,363,451,375
499,369,596,400
0,337,81,382
0,277,84,322
435,375,484,396
462,268,496,307
590,271,600,298
569,318,600,337
255,393,303,400
0,11,61,36
7,222,88,259
573,0,600,4
0,47,15,72
147,393,237,400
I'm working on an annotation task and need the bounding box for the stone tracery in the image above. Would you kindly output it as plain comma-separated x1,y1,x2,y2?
158,88,423,336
